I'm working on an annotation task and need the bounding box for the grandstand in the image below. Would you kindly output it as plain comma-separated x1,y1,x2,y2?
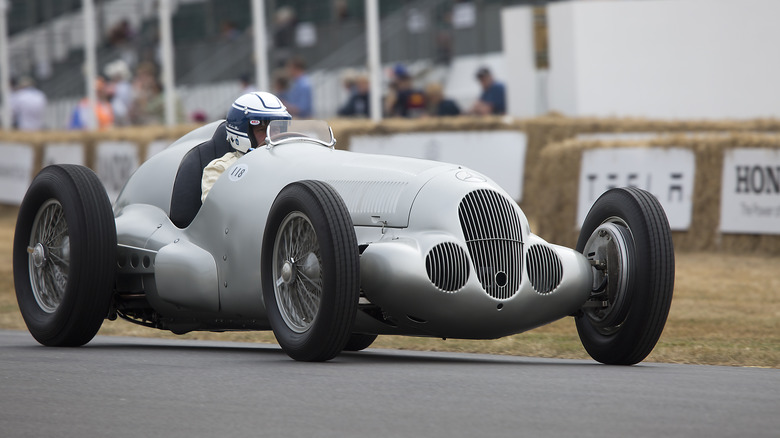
2,0,542,128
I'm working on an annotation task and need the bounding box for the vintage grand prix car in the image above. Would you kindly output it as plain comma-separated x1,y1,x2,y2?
13,119,674,364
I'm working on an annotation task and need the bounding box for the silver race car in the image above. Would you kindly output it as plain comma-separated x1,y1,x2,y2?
13,120,674,364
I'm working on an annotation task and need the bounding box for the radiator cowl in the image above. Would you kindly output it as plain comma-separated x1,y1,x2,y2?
458,189,523,300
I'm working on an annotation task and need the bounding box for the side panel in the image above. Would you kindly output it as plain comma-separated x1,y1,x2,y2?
155,240,219,311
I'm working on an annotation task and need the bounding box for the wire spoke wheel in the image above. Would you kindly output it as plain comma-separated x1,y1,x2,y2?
28,199,71,314
262,180,360,362
273,212,323,333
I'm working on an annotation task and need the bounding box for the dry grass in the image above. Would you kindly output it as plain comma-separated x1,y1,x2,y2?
1,207,777,368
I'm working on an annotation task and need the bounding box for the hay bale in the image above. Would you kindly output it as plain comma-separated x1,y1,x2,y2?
533,132,780,255
328,116,524,151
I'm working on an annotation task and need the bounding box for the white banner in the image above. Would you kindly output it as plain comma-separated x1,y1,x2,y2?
720,148,780,234
43,142,85,167
578,147,695,230
0,143,34,205
350,131,527,202
96,141,139,202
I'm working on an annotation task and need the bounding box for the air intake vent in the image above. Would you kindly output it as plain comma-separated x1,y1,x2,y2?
458,189,523,299
526,244,563,294
425,243,470,292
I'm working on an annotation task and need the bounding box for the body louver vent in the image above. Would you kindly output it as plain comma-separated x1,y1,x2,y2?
425,243,470,292
458,189,523,299
526,244,563,294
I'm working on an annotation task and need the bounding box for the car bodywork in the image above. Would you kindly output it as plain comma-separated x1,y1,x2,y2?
112,120,592,338
15,118,674,364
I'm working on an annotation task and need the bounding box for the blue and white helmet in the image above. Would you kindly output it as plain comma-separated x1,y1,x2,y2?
226,92,291,153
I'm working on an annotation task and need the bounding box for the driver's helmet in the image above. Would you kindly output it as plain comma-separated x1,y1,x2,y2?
226,92,291,153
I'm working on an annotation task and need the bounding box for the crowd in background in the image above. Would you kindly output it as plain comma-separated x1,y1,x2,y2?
243,59,505,121
7,6,507,132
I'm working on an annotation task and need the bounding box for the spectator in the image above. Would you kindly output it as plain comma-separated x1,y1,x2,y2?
69,77,114,130
107,19,134,47
191,110,208,123
333,0,351,22
273,6,296,67
338,73,370,117
239,73,257,95
385,64,425,118
220,20,241,41
424,82,460,117
272,71,290,102
107,19,138,68
284,57,313,117
129,61,158,125
470,67,506,115
340,68,358,96
137,79,186,125
104,59,134,126
273,6,296,48
10,76,47,131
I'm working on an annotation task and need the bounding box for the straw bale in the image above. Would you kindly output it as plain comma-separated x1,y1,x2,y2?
328,115,523,151
532,132,780,255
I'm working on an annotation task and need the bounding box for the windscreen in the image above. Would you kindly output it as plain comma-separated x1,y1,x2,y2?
267,120,335,147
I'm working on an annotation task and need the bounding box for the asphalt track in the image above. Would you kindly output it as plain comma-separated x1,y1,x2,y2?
1,330,777,438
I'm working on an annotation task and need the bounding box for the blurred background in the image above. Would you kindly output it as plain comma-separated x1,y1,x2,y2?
1,0,550,128
3,0,779,128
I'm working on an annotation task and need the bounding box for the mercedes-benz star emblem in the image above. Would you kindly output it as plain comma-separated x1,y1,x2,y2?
456,170,486,183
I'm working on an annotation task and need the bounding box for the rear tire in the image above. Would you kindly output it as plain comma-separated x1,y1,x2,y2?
13,165,116,347
261,180,359,361
575,187,674,365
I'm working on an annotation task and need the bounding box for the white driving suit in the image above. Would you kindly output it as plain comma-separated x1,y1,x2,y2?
201,151,243,202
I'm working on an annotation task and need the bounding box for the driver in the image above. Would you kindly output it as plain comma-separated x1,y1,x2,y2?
202,92,291,202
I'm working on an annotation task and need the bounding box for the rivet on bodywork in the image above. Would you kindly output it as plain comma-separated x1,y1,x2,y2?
225,228,229,234
173,238,179,243
224,281,228,287
223,255,227,261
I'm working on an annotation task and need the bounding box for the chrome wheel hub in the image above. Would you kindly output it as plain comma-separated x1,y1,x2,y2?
29,243,46,268
281,260,295,285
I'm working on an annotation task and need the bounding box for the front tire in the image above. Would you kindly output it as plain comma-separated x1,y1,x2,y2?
261,181,360,361
575,187,674,365
13,165,116,347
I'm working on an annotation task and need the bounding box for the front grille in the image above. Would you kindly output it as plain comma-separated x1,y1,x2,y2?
425,243,470,292
458,189,523,299
526,244,563,294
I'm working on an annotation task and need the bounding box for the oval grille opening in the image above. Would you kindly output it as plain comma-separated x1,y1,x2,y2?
458,189,523,299
526,244,563,294
425,242,470,292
